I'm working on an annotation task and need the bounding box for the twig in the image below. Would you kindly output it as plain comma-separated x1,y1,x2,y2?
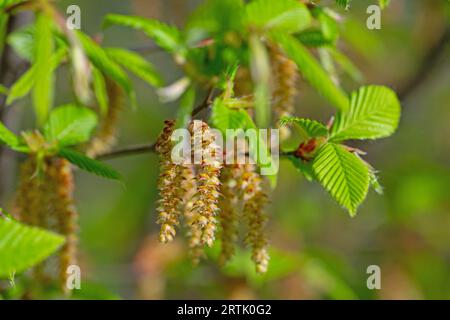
98,143,156,160
398,27,450,101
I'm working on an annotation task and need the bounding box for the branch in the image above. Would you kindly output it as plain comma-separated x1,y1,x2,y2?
398,27,450,101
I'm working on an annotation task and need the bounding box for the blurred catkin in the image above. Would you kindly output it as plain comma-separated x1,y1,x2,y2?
218,164,243,265
15,156,78,293
189,120,223,248
155,120,184,243
87,78,123,158
269,44,298,138
241,164,270,273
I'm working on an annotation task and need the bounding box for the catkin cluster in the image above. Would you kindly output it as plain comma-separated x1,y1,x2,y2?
15,156,78,293
155,120,270,272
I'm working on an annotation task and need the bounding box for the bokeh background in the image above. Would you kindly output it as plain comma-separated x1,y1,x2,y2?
3,0,450,299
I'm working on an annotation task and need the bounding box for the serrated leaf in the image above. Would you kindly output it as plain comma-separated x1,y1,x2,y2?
33,13,54,126
92,67,108,115
0,121,19,147
336,0,351,9
297,29,332,48
312,143,370,216
58,148,121,180
43,105,98,147
279,117,328,139
6,47,66,106
330,85,401,142
288,155,314,181
273,33,349,111
0,218,65,278
76,31,136,108
103,14,183,54
105,47,163,87
249,34,270,127
244,0,311,33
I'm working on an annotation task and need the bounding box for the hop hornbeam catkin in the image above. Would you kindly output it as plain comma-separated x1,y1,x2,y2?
155,120,184,243
242,164,270,273
269,43,298,139
189,120,223,247
218,164,243,266
87,78,124,158
15,156,78,292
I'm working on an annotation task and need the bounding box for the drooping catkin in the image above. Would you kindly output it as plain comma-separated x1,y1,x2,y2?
15,156,78,292
269,44,298,139
189,120,223,247
155,120,184,243
180,164,204,264
241,164,270,273
46,157,78,294
87,78,124,158
218,164,243,266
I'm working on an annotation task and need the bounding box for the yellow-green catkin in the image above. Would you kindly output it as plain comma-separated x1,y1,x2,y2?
15,156,78,292
189,120,223,248
87,78,124,158
269,44,298,139
46,158,78,294
180,164,204,264
241,164,270,273
155,120,184,243
218,164,243,266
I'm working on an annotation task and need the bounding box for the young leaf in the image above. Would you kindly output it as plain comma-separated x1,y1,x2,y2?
312,143,370,216
105,47,163,87
76,31,136,108
335,0,351,9
0,0,26,10
273,33,349,111
0,218,65,278
279,117,328,139
43,105,98,147
330,85,401,142
249,34,270,127
244,0,311,33
297,29,332,48
103,14,183,54
33,13,54,126
58,148,121,180
6,47,66,106
92,67,108,115
0,121,19,148
288,155,314,181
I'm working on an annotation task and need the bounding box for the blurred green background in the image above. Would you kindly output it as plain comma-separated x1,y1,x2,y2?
5,0,450,299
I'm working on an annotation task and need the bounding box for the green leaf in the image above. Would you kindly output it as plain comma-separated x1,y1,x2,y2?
279,117,328,139
0,0,26,10
335,0,351,9
0,84,8,95
273,33,349,111
105,47,163,87
244,0,311,33
249,34,270,127
7,24,34,61
92,67,108,115
288,155,314,181
379,0,390,9
0,121,19,147
32,13,54,126
312,143,370,216
315,7,339,43
330,85,401,142
103,14,183,54
6,47,66,106
297,29,332,48
0,218,65,278
43,105,98,147
58,148,121,180
76,31,136,108
176,85,196,129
